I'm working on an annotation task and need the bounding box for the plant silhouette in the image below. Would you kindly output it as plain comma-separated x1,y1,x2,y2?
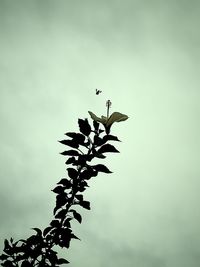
0,103,128,266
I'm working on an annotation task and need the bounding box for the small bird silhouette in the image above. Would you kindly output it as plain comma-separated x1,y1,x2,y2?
96,89,102,95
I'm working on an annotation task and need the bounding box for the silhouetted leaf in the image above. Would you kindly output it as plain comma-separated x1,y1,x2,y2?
59,139,79,149
60,150,80,156
55,209,67,219
43,226,53,237
93,120,99,131
65,157,76,165
71,233,80,240
50,220,60,228
93,164,112,173
79,169,94,180
103,134,121,142
52,186,65,194
65,132,77,138
0,254,8,261
98,144,119,154
4,239,10,250
75,194,83,201
63,218,72,228
80,201,90,210
57,258,70,264
78,119,91,136
57,178,71,188
94,135,104,146
32,228,42,236
73,210,82,224
67,168,78,179
54,193,68,213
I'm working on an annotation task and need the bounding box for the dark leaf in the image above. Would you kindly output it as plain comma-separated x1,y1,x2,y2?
94,135,104,146
60,150,80,156
31,228,42,236
0,254,9,261
50,220,60,228
57,178,71,188
103,134,121,142
55,209,67,219
93,164,112,173
52,186,65,194
65,132,77,138
46,251,58,265
4,239,10,250
75,194,83,201
65,157,76,165
57,258,70,264
73,133,86,145
59,139,79,149
73,210,82,224
78,119,91,136
98,144,119,154
80,200,90,210
67,168,78,179
79,169,94,180
43,226,53,237
71,233,80,240
54,193,68,214
93,120,99,131
63,218,72,228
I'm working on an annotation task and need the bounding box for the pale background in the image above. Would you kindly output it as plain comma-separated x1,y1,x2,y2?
0,1,200,266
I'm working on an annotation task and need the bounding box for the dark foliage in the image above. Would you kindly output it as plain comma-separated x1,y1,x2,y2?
0,115,122,266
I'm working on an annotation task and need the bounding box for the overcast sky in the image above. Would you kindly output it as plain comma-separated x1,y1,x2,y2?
0,0,200,266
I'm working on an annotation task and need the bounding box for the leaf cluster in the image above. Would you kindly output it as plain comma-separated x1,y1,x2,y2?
0,117,121,266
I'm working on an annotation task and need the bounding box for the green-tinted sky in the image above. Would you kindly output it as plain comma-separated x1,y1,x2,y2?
0,0,200,266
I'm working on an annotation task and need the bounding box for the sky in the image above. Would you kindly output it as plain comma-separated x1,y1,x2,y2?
0,0,200,266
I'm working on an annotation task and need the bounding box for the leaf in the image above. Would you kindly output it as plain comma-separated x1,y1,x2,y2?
67,168,78,179
43,226,53,237
93,164,112,173
98,144,119,154
60,150,80,156
57,178,71,188
73,210,82,224
55,209,67,219
0,254,9,261
78,119,91,136
31,228,42,236
103,134,121,142
80,200,90,210
63,218,72,228
94,135,104,146
50,220,60,228
59,139,79,149
57,258,70,264
93,120,99,131
1,260,14,267
46,251,58,265
3,239,10,250
52,186,65,194
75,194,83,201
54,193,68,213
79,169,94,180
65,157,76,165
65,132,77,138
